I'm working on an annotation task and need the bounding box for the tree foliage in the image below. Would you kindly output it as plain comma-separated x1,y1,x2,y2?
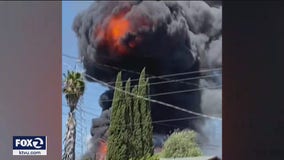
107,68,154,160
63,70,85,112
62,70,85,160
137,68,154,157
106,72,128,160
160,130,203,158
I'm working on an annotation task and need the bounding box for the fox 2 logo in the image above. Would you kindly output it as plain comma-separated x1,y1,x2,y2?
13,136,46,150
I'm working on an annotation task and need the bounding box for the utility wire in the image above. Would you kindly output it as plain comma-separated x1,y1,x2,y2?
79,53,222,79
62,54,221,84
62,71,220,89
62,62,222,120
62,55,221,95
83,73,222,120
62,56,222,103
98,84,221,103
63,104,222,129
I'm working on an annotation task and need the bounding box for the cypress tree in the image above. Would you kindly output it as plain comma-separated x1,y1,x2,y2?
124,78,133,158
107,69,154,160
107,72,128,160
139,68,154,155
130,68,154,160
138,68,154,157
131,84,143,159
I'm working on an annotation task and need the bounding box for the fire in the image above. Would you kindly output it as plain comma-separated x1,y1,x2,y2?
99,141,107,154
96,140,107,160
106,16,130,54
94,13,139,55
108,17,130,42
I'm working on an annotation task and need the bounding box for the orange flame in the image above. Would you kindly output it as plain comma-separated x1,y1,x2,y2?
108,17,130,42
99,141,107,154
106,16,130,54
96,140,107,160
94,14,131,55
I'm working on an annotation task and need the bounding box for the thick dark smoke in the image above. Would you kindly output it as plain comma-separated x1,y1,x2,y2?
73,1,222,159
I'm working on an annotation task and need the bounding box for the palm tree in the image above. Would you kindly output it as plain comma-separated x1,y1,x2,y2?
62,70,85,160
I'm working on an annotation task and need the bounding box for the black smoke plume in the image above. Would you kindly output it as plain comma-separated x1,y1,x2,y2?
73,1,222,159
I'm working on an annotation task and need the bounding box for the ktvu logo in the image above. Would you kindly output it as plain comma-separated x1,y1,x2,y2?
13,136,47,156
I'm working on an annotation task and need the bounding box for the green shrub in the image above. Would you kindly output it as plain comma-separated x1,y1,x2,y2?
160,130,203,158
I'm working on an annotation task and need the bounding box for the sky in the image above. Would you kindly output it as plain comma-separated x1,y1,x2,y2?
62,1,105,158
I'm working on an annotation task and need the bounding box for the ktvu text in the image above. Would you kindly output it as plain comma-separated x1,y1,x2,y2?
13,136,47,156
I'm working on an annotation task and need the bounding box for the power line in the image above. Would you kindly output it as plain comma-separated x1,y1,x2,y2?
94,62,220,84
62,94,222,148
62,69,220,89
63,103,221,129
62,69,222,120
61,70,221,104
80,53,222,79
62,55,221,98
62,58,222,111
83,73,222,120
107,67,221,85
90,116,202,129
98,85,221,103
142,74,221,87
152,116,201,124
62,104,100,117
103,73,221,88
62,55,222,122
62,63,221,104
63,101,222,128
62,54,221,84
150,85,221,97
